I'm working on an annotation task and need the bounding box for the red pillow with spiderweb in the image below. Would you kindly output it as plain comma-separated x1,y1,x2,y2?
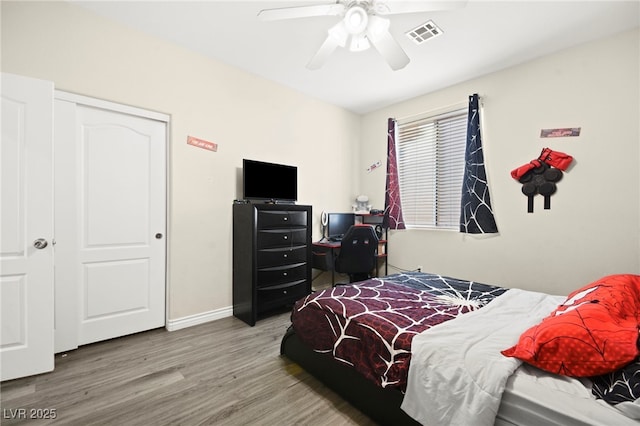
502,274,640,377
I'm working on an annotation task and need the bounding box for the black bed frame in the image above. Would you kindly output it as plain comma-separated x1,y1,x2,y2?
280,326,420,426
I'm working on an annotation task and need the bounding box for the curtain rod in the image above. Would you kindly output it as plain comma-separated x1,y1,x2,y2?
394,95,484,122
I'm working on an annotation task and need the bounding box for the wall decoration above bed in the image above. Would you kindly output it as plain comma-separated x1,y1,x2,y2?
540,127,581,138
511,147,574,213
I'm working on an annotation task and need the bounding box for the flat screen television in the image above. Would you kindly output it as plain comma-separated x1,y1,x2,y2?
327,213,355,241
243,159,297,202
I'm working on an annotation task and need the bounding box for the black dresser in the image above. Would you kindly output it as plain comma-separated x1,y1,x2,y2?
232,203,312,326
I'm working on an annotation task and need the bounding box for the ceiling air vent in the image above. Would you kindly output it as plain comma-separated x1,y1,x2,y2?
406,20,443,45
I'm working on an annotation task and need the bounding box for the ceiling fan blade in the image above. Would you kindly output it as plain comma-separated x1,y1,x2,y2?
374,0,467,15
366,16,410,70
258,3,345,21
307,36,340,70
370,32,410,70
307,21,349,69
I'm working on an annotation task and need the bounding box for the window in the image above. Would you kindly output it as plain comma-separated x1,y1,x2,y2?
395,107,467,229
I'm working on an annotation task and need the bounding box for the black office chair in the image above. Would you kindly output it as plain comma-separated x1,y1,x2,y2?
334,225,379,283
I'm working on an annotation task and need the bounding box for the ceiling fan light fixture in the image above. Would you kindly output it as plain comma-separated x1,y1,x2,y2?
344,6,369,34
366,15,390,42
349,33,371,51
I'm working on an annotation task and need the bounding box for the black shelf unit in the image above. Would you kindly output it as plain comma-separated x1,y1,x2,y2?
233,203,312,326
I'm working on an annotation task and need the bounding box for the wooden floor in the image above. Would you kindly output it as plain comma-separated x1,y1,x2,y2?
1,310,376,425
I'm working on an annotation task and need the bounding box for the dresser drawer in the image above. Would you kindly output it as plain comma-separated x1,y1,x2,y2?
258,210,307,229
257,228,307,249
257,245,307,268
258,262,307,287
257,280,308,313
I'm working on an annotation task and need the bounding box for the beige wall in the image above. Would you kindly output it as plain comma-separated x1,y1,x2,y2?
3,1,638,323
360,29,640,296
1,1,360,321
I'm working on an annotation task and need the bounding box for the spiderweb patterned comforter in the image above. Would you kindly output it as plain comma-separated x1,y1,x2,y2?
291,272,507,391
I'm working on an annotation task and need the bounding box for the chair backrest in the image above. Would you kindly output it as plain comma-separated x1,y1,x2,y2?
334,225,379,277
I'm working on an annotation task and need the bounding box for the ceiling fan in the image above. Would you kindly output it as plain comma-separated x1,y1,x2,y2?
258,1,467,71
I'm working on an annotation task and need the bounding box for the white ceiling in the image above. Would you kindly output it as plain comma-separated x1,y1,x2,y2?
71,0,639,114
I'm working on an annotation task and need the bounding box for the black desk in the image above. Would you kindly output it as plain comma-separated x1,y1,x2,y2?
311,240,341,285
312,239,387,286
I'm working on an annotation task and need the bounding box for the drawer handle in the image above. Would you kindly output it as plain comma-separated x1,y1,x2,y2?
283,272,288,276
284,217,288,221
284,290,288,294
283,235,288,240
283,253,288,258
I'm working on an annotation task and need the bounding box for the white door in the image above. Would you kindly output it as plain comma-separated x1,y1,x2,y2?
1,73,54,381
54,94,167,349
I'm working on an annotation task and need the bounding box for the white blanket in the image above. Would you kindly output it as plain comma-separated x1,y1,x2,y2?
401,288,564,426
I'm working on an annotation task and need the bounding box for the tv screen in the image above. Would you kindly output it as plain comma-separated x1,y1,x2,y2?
327,213,355,240
243,159,297,202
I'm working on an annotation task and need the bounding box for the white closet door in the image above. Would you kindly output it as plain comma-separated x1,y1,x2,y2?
54,95,167,349
1,73,54,381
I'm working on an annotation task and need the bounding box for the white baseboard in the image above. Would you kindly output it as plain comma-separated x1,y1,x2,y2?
166,306,233,331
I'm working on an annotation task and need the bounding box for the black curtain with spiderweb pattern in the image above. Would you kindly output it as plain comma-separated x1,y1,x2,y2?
460,94,498,234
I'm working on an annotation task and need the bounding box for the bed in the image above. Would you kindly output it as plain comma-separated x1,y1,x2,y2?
280,271,640,425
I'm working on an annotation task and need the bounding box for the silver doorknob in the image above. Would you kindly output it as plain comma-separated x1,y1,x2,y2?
33,238,48,249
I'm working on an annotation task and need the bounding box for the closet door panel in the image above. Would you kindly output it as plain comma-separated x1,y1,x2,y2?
54,93,168,349
1,73,54,380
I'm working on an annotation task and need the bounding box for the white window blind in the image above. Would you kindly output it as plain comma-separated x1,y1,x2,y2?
396,108,467,229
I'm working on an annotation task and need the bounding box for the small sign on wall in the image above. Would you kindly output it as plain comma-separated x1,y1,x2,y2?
540,127,581,138
367,160,382,173
187,135,218,152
